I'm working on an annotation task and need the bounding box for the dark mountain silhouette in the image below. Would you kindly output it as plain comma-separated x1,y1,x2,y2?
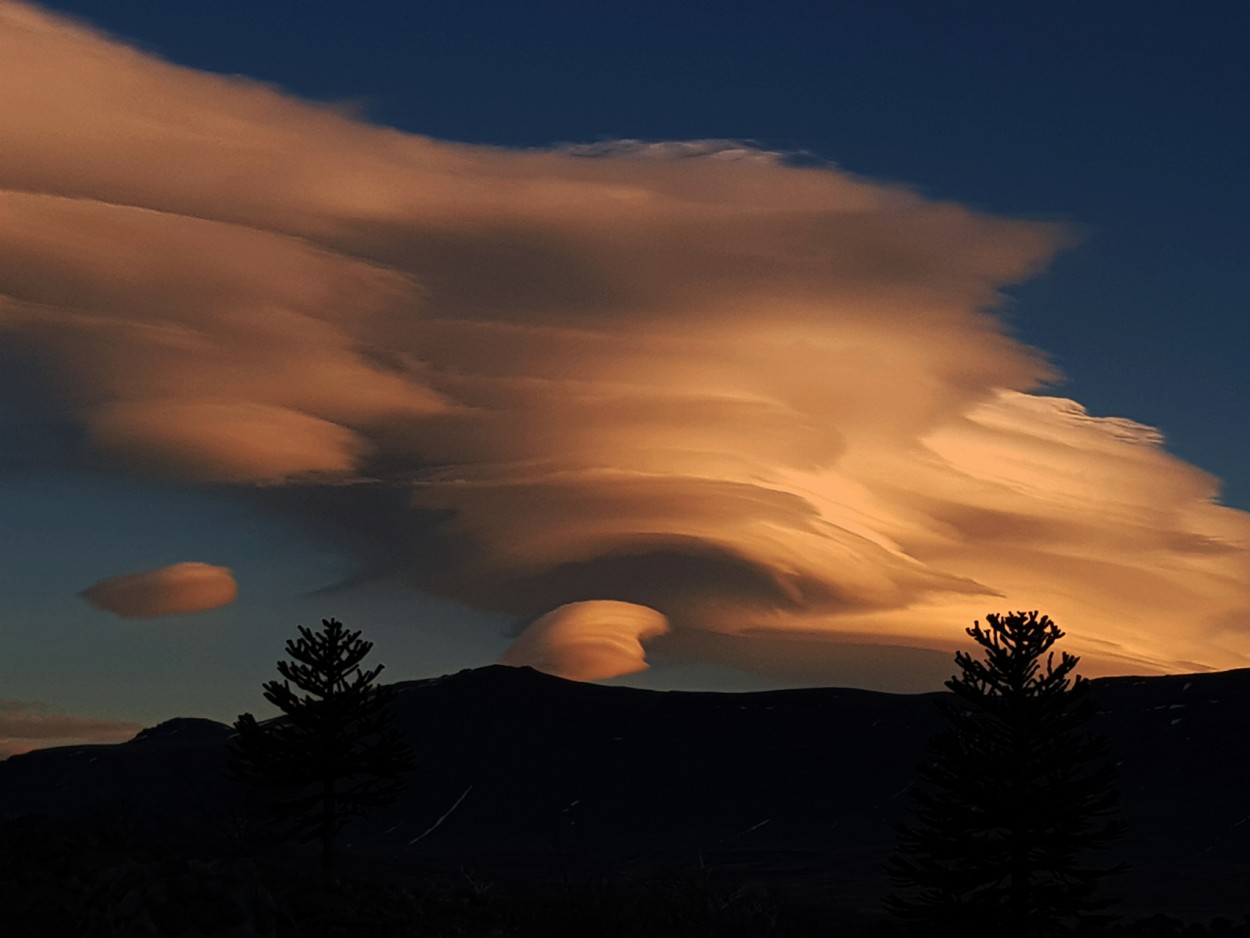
2,665,1249,922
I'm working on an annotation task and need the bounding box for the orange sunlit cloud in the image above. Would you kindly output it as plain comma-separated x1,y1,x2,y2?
502,600,670,681
81,563,239,618
3,2,1248,684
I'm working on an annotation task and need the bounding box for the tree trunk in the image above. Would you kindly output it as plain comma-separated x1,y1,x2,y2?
1009,844,1028,930
321,775,336,881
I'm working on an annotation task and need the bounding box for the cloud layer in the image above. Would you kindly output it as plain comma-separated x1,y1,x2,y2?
3,2,1249,684
0,699,140,757
81,563,238,618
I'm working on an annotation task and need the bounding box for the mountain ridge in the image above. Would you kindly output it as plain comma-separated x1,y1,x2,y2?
3,663,1248,920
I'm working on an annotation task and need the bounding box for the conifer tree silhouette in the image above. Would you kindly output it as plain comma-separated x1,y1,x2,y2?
886,611,1123,936
230,618,412,879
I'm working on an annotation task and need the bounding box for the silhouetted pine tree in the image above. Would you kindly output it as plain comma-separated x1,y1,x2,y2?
886,611,1124,936
230,618,413,879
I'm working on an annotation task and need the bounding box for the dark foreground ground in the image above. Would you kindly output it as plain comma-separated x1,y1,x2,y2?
3,819,1249,938
3,817,1248,937
3,665,1249,935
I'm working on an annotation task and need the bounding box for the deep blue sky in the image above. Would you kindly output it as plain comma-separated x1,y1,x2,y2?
38,0,1250,508
3,2,1247,734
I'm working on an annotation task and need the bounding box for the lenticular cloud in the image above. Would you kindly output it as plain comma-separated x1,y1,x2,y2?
502,601,670,681
81,563,238,618
3,2,1248,684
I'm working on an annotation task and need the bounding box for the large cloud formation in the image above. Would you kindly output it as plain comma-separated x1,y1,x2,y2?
81,562,238,618
2,2,1248,684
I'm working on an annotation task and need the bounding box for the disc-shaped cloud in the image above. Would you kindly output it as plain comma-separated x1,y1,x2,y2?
502,600,671,681
81,563,238,618
4,2,1249,684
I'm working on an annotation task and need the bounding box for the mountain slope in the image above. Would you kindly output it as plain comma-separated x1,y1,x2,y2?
3,665,1248,919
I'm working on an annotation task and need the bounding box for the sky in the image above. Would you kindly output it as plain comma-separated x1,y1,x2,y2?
1,1,1248,753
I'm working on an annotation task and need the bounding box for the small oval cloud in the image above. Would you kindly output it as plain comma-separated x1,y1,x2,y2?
81,562,238,618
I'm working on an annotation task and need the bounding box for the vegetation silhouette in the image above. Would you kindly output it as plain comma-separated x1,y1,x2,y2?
229,617,413,880
886,611,1124,936
9,648,1250,934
